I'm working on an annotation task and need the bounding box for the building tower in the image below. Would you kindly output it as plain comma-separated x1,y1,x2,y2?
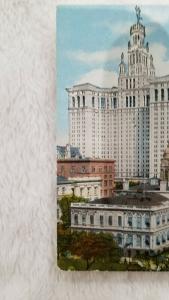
116,6,155,178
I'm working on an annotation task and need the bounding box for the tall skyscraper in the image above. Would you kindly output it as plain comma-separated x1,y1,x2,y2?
66,7,169,179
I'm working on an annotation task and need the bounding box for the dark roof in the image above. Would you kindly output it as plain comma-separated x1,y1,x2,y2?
129,183,160,191
91,192,169,208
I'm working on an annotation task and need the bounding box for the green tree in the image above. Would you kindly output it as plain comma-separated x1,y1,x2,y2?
59,195,86,227
70,231,121,270
57,223,72,259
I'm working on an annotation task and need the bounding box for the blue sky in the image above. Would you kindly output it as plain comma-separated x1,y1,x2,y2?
56,5,169,145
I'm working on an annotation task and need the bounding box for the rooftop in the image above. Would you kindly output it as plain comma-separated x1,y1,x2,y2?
91,192,169,208
71,192,169,210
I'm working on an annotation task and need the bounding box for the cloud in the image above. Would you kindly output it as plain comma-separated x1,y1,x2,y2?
98,20,131,36
68,46,126,65
143,6,169,25
151,42,169,76
75,68,118,88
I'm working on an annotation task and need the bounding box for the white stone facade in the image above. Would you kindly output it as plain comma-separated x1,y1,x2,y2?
66,11,169,179
71,193,169,251
57,176,101,201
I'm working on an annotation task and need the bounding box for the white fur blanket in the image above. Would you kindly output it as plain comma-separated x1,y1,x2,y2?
0,0,168,299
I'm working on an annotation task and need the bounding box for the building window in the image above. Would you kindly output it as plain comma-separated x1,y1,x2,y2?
77,95,80,107
128,216,132,227
156,215,160,226
155,89,158,101
167,231,169,240
74,214,78,225
70,166,75,174
161,88,164,101
167,214,169,222
90,215,94,225
129,96,132,107
82,215,86,225
117,233,122,245
162,233,166,243
133,96,135,107
72,97,75,107
137,216,142,229
126,96,128,107
156,236,160,245
83,96,85,107
108,215,112,226
136,235,141,247
126,79,128,89
127,234,133,246
146,95,150,106
162,214,165,224
145,216,150,228
81,166,86,173
113,98,117,108
145,235,150,246
92,96,95,108
118,216,122,226
100,215,104,226
168,88,169,101
101,97,105,109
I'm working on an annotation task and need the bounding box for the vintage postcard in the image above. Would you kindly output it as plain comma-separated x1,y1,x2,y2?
56,5,169,271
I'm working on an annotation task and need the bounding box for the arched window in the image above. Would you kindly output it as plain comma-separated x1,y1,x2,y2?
72,97,75,107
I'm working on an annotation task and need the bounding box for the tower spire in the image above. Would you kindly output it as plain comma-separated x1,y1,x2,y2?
135,5,142,24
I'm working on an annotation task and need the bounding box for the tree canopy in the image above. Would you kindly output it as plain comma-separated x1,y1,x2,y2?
59,194,87,227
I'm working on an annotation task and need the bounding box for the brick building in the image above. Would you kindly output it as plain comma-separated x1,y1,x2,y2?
57,159,115,197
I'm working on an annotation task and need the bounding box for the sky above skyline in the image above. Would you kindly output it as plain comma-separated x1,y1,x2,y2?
56,5,169,145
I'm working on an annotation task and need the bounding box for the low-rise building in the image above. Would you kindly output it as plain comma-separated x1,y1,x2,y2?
71,191,169,252
57,158,115,197
57,176,101,200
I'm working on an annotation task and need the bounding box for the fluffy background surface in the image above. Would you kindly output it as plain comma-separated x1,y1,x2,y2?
0,0,169,299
